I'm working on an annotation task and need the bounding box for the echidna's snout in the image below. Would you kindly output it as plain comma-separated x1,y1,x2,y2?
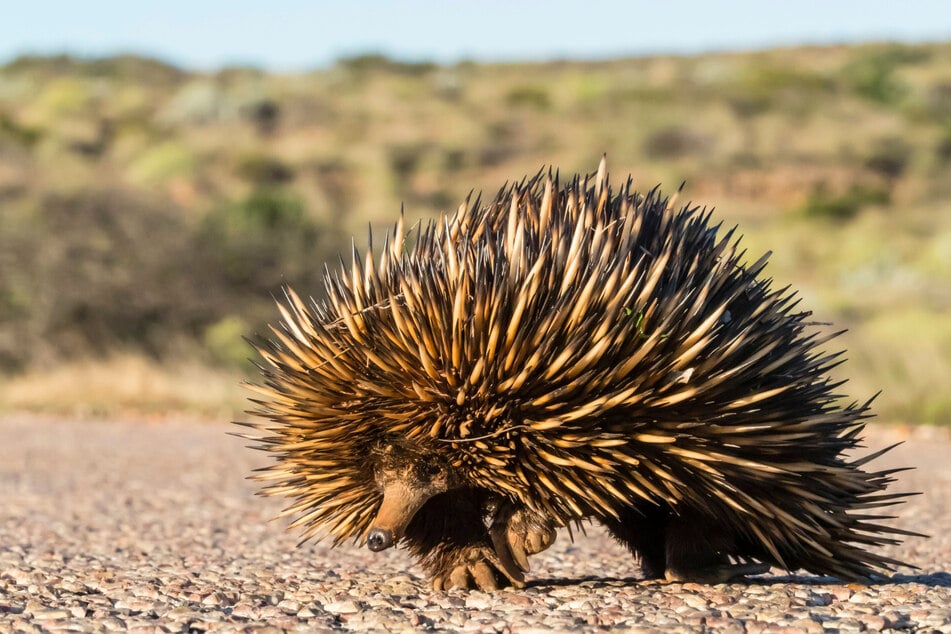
366,478,437,551
368,448,451,552
366,528,393,552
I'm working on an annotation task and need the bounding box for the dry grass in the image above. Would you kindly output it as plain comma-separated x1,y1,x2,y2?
0,355,247,420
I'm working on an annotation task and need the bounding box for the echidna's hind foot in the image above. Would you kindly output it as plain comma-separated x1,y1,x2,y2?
664,561,770,583
430,544,526,591
605,504,765,583
603,504,669,580
490,504,557,576
663,511,770,583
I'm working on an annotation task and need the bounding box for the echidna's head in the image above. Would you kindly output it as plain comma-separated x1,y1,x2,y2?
365,440,456,551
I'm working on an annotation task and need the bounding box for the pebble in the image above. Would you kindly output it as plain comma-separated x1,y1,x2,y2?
322,599,360,613
681,594,708,609
0,416,948,632
276,598,300,613
465,594,492,609
31,609,70,620
230,602,259,619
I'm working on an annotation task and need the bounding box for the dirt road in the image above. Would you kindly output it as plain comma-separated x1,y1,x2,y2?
1,416,948,632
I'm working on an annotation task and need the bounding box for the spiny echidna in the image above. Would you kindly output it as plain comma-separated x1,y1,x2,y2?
239,158,918,591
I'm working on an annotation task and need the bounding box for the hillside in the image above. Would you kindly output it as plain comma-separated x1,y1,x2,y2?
1,43,949,422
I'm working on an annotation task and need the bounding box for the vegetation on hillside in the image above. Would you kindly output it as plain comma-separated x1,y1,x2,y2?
0,44,949,422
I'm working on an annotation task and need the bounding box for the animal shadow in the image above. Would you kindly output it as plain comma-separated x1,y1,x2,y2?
527,571,951,589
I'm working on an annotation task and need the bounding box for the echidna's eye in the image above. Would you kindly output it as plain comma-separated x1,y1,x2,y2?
416,462,443,481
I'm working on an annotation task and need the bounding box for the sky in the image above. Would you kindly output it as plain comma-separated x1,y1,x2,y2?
1,1,949,71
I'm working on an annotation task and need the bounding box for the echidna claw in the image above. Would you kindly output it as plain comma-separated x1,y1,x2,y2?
489,504,557,577
469,560,500,591
490,524,526,576
521,521,557,556
431,545,525,591
449,564,470,589
664,562,771,584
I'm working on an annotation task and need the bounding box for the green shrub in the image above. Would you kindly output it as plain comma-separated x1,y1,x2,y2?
935,129,951,165
34,76,92,118
800,184,890,220
196,187,331,293
387,143,428,196
843,48,914,106
0,112,42,147
0,185,339,366
203,315,252,368
235,153,295,185
864,137,912,180
505,85,551,110
726,64,834,117
16,189,204,360
128,140,195,184
922,81,951,122
441,148,466,172
336,54,437,77
476,120,523,167
643,126,712,160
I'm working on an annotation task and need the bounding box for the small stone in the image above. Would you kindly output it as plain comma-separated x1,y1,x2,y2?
567,599,594,610
681,594,708,609
258,605,283,619
833,618,864,632
114,598,155,613
323,600,360,613
848,591,872,604
164,606,198,618
787,618,824,634
464,594,490,609
276,598,300,613
0,601,23,615
230,602,259,619
100,617,127,631
201,592,230,607
506,594,534,607
32,609,70,620
703,616,745,634
807,592,833,606
130,585,160,600
24,599,45,614
828,586,854,602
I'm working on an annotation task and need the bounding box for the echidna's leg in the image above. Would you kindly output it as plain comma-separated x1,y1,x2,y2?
489,503,557,575
663,512,770,582
400,490,524,591
603,503,670,579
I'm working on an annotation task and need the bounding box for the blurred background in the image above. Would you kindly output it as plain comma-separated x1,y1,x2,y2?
0,2,949,423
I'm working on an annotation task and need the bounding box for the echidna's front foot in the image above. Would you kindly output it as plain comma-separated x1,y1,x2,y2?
664,562,770,583
431,544,526,591
490,504,557,575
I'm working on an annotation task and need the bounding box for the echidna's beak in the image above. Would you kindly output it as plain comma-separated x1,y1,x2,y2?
366,528,393,552
366,479,434,552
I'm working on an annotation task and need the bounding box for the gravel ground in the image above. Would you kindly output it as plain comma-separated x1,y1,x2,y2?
0,415,948,633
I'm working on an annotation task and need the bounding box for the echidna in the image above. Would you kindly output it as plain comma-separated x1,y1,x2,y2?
239,158,917,591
